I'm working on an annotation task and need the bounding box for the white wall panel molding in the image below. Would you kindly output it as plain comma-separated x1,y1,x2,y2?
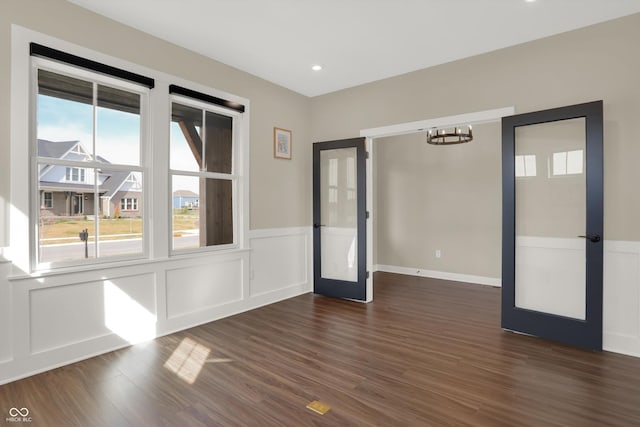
374,264,501,287
29,273,157,354
0,263,12,364
248,227,312,298
0,228,312,385
165,258,244,319
603,240,640,357
376,239,640,358
248,226,310,239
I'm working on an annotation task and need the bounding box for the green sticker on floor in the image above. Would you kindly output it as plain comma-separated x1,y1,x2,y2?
307,400,331,415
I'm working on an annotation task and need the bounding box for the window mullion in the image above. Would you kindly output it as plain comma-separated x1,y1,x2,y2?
92,81,99,259
201,109,206,172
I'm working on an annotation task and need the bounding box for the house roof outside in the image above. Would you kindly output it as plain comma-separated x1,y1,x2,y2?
99,170,134,197
38,139,78,158
38,139,137,199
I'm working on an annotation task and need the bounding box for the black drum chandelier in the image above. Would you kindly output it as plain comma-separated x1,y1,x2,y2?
426,125,473,145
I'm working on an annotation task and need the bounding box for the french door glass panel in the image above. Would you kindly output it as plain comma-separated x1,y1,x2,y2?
515,118,586,320
320,147,358,282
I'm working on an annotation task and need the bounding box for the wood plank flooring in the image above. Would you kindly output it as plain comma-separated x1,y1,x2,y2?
2,272,640,426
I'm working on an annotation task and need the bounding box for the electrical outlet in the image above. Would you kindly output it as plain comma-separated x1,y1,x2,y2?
435,249,441,259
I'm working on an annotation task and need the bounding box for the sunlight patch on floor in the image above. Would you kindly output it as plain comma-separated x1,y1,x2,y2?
164,337,212,384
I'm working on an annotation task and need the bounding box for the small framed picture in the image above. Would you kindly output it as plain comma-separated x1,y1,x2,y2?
274,127,292,160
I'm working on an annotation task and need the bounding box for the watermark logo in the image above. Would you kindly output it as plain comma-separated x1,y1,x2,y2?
6,407,32,423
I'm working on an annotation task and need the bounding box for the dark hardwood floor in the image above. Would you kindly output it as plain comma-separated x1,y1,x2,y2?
2,272,640,426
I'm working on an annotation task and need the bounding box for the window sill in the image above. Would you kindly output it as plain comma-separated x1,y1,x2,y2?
8,246,252,282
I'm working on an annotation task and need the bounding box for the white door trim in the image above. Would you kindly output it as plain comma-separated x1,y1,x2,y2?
359,106,515,299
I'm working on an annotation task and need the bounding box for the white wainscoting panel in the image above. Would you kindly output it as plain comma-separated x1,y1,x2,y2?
0,259,12,363
30,273,156,354
249,228,310,297
166,259,243,319
30,281,111,354
603,240,640,357
376,239,640,357
0,227,312,385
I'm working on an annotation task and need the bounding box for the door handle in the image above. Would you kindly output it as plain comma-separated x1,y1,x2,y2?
578,234,601,243
313,223,325,229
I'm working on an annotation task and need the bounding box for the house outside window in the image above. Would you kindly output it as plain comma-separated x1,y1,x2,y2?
12,33,248,273
34,58,147,266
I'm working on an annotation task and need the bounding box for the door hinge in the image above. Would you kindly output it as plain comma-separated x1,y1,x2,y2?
366,211,370,219
366,271,370,279
365,151,370,159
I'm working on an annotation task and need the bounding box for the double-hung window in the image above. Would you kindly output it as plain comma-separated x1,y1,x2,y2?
42,192,53,209
170,96,239,252
120,198,138,211
33,57,148,266
65,167,86,182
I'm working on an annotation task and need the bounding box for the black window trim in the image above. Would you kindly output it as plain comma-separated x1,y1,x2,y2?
30,42,155,89
169,84,245,113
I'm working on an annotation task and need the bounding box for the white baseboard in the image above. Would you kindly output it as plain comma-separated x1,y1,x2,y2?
374,264,501,287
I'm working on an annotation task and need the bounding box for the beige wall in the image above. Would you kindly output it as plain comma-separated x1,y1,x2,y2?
0,0,311,244
312,13,640,277
375,123,501,277
2,2,640,274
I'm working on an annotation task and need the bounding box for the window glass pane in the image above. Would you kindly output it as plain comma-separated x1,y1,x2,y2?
37,70,93,160
515,118,586,319
172,176,233,250
204,111,233,174
172,175,201,250
38,165,97,264
97,85,141,166
171,103,202,171
203,178,233,245
98,169,143,258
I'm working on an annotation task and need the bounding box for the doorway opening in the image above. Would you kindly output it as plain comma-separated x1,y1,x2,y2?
359,107,514,300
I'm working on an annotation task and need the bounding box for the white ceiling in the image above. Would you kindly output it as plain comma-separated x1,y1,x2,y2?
67,0,640,97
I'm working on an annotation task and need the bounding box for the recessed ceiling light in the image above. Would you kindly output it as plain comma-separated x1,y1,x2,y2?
311,64,323,71
525,0,536,2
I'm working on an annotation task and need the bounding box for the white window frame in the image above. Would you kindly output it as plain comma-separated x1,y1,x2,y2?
10,26,250,274
29,57,149,271
169,95,241,255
